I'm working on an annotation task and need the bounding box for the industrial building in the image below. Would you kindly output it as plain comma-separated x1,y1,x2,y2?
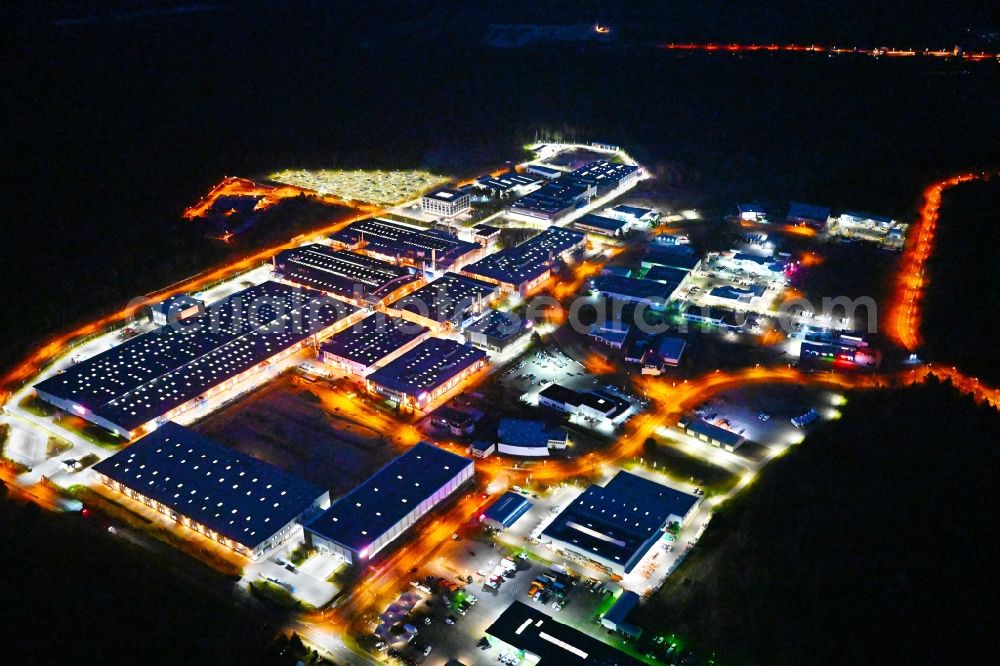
92,422,329,560
420,188,471,218
606,204,658,225
679,418,746,452
471,223,501,246
365,338,488,410
537,384,632,425
481,491,533,530
328,217,481,270
525,164,563,179
705,284,768,308
682,305,742,331
34,282,359,439
303,442,474,564
588,322,630,349
641,244,701,272
541,471,699,576
273,244,421,306
600,590,643,638
462,309,532,354
319,312,430,376
738,203,767,222
799,331,882,368
473,171,543,198
717,250,788,277
486,601,644,666
567,160,640,195
497,418,568,457
388,272,500,329
572,213,629,237
149,293,205,326
640,336,687,374
462,226,586,294
828,210,907,249
590,274,680,309
509,179,593,222
787,201,831,228
642,264,690,286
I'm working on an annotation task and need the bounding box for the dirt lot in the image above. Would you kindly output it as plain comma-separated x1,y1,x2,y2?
193,375,396,498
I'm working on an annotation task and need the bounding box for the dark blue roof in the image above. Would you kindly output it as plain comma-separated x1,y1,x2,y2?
320,313,428,368
498,418,566,447
423,188,468,203
367,338,487,397
574,213,628,234
685,419,744,446
787,202,831,221
35,282,358,433
483,492,533,528
487,601,644,666
510,180,591,217
709,285,766,300
328,218,478,269
389,272,498,325
93,422,325,550
643,245,699,270
656,336,687,362
150,293,204,316
463,309,530,340
274,244,419,301
463,227,585,287
592,275,676,301
304,442,473,553
642,265,689,286
542,471,698,573
610,204,653,218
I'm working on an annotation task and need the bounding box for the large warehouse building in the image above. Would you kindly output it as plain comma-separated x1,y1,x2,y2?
541,471,699,576
462,226,586,295
273,244,421,306
319,312,430,377
304,442,474,564
34,281,359,439
365,338,488,410
328,217,481,270
387,271,500,329
93,422,329,560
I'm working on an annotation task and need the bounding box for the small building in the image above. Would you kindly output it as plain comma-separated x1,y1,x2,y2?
421,188,471,218
642,245,701,272
573,213,629,237
430,405,479,436
473,171,543,198
486,601,644,666
590,275,679,309
606,204,658,225
365,338,488,410
469,440,496,459
799,331,881,368
150,293,205,326
304,442,474,564
640,336,687,374
537,384,632,424
93,422,329,560
471,223,501,246
462,309,532,354
497,418,568,457
525,164,563,179
600,590,643,638
682,305,742,331
738,203,767,222
588,322,630,349
787,201,831,228
680,418,745,452
481,492,533,530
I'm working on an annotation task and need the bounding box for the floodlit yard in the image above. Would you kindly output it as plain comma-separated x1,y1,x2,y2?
268,168,450,205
